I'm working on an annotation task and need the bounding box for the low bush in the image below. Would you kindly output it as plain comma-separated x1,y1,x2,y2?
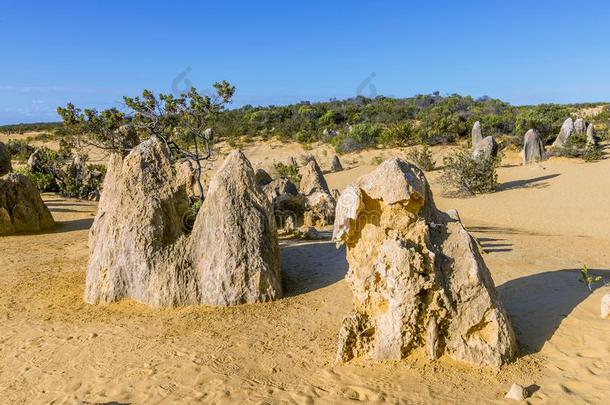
440,149,500,195
273,160,301,187
406,146,435,171
5,139,35,162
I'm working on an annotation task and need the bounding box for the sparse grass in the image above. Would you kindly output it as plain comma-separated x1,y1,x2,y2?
273,161,301,187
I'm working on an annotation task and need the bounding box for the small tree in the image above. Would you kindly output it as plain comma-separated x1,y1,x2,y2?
58,81,235,200
440,149,499,195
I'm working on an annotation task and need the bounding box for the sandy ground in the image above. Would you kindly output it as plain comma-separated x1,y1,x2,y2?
1,140,610,404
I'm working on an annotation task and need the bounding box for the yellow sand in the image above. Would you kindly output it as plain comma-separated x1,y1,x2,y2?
1,139,609,404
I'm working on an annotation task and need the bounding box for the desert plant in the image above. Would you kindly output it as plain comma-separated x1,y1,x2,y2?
578,265,603,292
406,145,435,171
440,149,499,195
5,139,35,162
273,160,301,187
14,167,55,192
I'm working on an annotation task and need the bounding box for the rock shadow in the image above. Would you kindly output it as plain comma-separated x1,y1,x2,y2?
52,217,94,233
498,173,560,191
498,268,609,354
280,240,348,296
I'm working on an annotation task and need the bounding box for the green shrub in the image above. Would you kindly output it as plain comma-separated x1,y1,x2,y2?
379,122,420,147
331,123,382,153
273,161,301,187
14,167,56,192
5,139,35,162
406,146,435,171
440,149,499,195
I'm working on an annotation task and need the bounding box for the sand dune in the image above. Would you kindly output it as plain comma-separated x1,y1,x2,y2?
1,142,609,403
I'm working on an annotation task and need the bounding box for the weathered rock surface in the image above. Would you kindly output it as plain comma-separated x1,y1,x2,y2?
0,141,12,176
85,139,282,307
505,383,527,401
255,168,273,186
84,138,194,306
299,159,335,227
586,123,596,145
333,158,517,368
574,118,586,134
300,159,330,195
601,293,610,319
0,173,55,235
522,129,544,164
472,136,498,160
330,155,343,172
190,150,282,306
552,118,575,147
471,121,483,149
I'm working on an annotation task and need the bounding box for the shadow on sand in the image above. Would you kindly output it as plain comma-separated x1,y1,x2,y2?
498,268,609,353
52,218,94,233
498,173,560,191
280,240,348,296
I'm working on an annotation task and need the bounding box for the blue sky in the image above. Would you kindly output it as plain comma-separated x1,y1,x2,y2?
1,0,609,124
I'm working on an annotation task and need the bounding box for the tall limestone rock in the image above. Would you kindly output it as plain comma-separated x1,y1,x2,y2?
190,150,282,306
84,138,196,306
522,129,544,164
552,118,575,147
586,123,596,145
574,118,586,134
0,173,55,235
299,159,335,227
333,158,517,368
471,121,483,149
472,136,498,160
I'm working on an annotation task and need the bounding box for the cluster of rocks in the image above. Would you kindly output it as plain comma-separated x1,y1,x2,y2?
85,138,282,307
471,121,498,160
552,117,596,148
332,157,517,368
257,156,339,236
0,141,55,235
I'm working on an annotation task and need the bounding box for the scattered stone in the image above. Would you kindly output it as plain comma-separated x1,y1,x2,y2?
472,136,498,160
0,141,12,176
601,293,610,319
333,158,517,368
323,128,338,138
85,139,283,307
471,121,483,149
190,150,282,306
295,226,326,240
505,383,527,401
574,118,586,134
522,129,545,164
0,173,55,235
552,118,575,148
255,168,273,186
586,123,596,146
330,155,343,172
299,159,335,227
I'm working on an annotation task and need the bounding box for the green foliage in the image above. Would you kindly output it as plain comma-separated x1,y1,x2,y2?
578,265,603,292
440,150,500,195
273,161,301,187
5,139,35,162
406,146,435,171
0,122,61,134
331,123,382,153
514,104,572,143
14,167,55,192
379,122,420,147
